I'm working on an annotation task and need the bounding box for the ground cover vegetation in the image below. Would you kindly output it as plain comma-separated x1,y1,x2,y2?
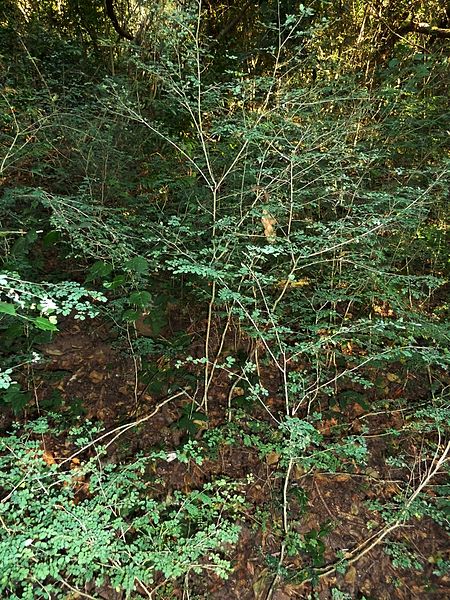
0,0,449,598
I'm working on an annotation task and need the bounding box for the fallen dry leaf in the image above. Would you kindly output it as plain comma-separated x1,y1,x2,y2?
261,209,277,242
293,464,306,479
45,348,64,356
366,467,381,479
246,560,255,576
352,402,366,416
334,474,351,482
344,565,357,585
318,418,338,435
42,450,55,465
350,502,359,515
386,373,400,382
266,451,280,466
89,370,104,383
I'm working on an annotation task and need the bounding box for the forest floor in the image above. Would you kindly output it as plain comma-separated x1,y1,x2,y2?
10,314,450,600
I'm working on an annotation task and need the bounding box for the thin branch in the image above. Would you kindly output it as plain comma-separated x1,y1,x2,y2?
399,20,450,39
59,390,188,466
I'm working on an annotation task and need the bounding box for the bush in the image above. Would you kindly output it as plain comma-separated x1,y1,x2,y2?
0,418,244,598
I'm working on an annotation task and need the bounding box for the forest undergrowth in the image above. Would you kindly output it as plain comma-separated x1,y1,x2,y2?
0,1,449,598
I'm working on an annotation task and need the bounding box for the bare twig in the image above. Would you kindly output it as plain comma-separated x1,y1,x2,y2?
59,389,188,465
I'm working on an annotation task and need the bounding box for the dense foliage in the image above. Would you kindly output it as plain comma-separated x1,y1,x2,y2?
1,1,449,598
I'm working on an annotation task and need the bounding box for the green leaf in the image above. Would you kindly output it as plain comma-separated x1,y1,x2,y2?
86,261,113,282
34,317,58,331
43,230,61,247
104,274,127,289
145,305,167,336
124,256,149,275
129,290,152,307
3,322,24,339
41,389,63,411
122,309,140,322
0,302,17,316
1,384,31,414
